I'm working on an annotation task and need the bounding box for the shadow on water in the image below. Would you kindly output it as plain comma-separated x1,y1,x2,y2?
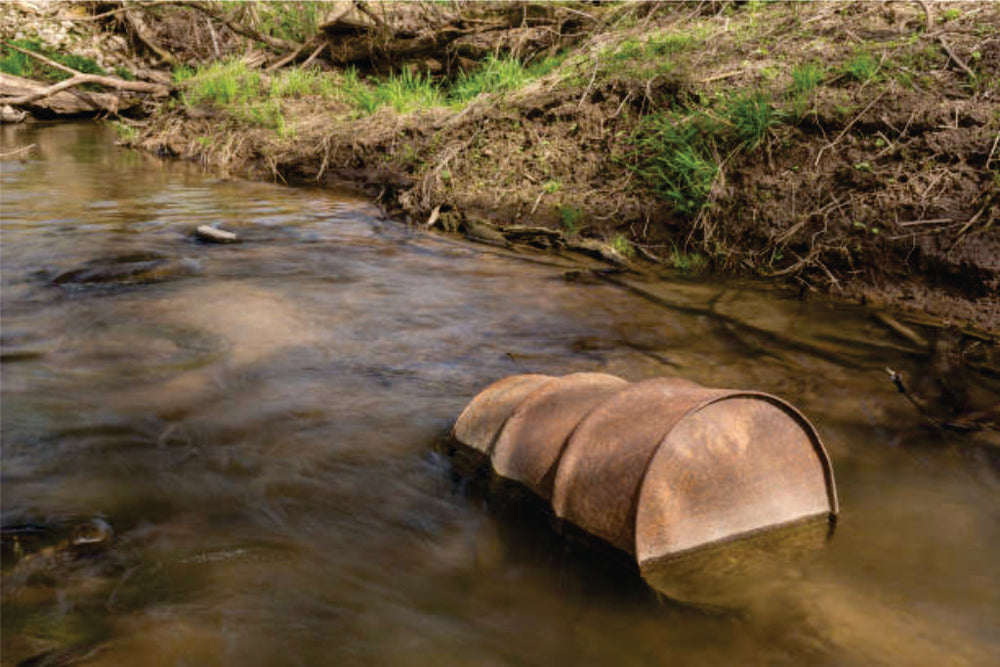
2,122,999,665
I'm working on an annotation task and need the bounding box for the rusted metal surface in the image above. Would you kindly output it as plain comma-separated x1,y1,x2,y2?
491,373,628,499
452,374,553,454
635,394,837,565
451,373,838,565
551,378,727,553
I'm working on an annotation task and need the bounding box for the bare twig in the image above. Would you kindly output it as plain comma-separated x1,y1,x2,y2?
0,143,35,158
814,88,890,167
185,1,300,52
937,36,976,79
985,131,1000,169
206,16,221,59
577,56,599,110
122,9,177,65
424,204,442,228
265,37,318,71
875,313,928,348
897,218,954,227
951,194,995,239
698,71,742,84
300,41,328,69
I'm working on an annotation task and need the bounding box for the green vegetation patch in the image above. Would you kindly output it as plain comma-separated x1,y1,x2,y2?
175,59,264,106
842,51,880,82
629,111,720,216
725,89,783,150
0,38,105,81
789,61,824,95
628,89,783,214
269,67,336,99
450,55,535,103
600,27,704,81
254,1,323,44
339,67,443,115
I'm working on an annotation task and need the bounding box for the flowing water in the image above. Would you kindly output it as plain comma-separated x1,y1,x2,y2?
2,123,998,666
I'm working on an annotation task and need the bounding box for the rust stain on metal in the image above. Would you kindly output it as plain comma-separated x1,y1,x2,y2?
551,378,727,553
635,394,836,565
452,373,838,565
491,372,628,499
452,374,554,454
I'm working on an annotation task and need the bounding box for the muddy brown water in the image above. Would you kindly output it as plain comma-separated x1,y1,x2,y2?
2,123,998,666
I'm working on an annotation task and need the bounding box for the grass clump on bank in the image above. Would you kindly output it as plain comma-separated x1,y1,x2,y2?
628,89,782,215
174,59,343,133
174,59,263,106
450,55,535,103
629,112,719,216
340,67,442,114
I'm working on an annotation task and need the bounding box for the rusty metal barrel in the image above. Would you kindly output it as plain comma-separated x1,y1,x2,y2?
452,373,838,568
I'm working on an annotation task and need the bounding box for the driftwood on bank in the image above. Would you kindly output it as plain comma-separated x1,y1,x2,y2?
0,73,144,115
314,1,585,70
0,41,170,116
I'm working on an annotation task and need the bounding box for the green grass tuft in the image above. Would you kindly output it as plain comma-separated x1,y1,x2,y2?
339,67,443,115
790,61,824,95
450,55,533,103
725,89,782,150
181,59,263,106
629,89,784,214
843,52,879,82
629,112,720,216
610,234,634,259
670,247,707,273
376,68,443,113
256,1,323,44
269,67,336,99
560,206,583,234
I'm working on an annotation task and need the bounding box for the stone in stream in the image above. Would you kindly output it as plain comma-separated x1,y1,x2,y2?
194,225,240,244
51,252,200,287
1,104,28,124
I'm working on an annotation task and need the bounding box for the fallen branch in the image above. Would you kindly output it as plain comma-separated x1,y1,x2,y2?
0,41,170,106
0,73,168,106
300,41,327,69
265,37,318,71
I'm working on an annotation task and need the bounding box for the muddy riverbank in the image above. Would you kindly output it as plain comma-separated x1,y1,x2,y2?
2,1,999,333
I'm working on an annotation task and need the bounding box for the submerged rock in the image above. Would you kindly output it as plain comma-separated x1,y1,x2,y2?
52,252,200,287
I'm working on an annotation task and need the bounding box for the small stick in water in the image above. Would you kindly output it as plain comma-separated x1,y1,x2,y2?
195,225,240,244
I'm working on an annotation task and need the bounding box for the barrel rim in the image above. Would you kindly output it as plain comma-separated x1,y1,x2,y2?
451,373,556,453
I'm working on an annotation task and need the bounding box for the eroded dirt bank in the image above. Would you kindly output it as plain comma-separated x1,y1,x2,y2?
2,1,999,335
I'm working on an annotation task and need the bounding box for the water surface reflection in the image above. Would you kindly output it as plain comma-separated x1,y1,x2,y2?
2,123,998,665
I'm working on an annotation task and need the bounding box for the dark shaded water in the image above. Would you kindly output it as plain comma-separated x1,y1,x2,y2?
2,123,998,666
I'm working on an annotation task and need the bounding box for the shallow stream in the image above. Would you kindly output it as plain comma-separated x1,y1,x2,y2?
2,123,998,666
